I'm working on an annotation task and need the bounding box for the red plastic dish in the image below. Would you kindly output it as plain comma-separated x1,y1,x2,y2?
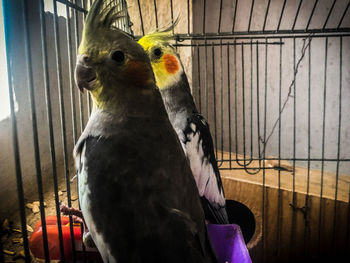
29,215,102,261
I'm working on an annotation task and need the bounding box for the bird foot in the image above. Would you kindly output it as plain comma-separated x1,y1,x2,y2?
60,203,85,226
60,203,96,248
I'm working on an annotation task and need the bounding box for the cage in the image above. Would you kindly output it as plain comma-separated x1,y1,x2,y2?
0,0,349,262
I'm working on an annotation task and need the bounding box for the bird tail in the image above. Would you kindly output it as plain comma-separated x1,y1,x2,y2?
201,197,229,224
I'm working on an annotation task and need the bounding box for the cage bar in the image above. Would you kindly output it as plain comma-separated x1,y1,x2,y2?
323,0,337,30
317,36,328,257
231,0,238,33
52,0,77,260
290,36,297,262
136,0,144,35
276,36,283,260
337,1,350,28
65,2,78,145
306,0,319,30
22,0,52,261
218,0,223,34
262,0,271,32
202,0,206,34
39,0,65,260
332,35,342,254
211,43,218,158
262,37,268,263
292,0,303,31
248,0,255,32
227,42,232,169
219,40,224,166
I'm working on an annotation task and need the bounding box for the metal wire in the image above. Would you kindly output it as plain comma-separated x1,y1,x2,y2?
317,36,328,257
52,0,76,261
306,0,319,30
338,1,350,28
292,0,303,31
255,42,262,173
80,0,92,118
262,37,268,263
323,0,337,30
136,0,144,35
22,0,52,261
227,43,232,169
73,0,85,134
290,36,297,263
39,0,65,260
231,0,238,33
249,40,253,165
263,0,271,32
304,35,312,260
219,40,224,166
276,36,283,259
197,44,201,112
248,0,255,32
212,43,218,159
277,0,287,31
170,0,174,34
153,0,158,29
73,1,87,260
65,2,78,145
187,0,190,34
218,0,223,34
204,39,208,118
203,0,206,34
331,35,342,255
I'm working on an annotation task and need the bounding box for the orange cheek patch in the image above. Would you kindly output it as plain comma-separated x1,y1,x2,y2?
163,54,179,74
125,61,153,86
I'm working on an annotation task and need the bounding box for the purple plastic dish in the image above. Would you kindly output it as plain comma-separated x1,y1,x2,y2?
207,224,252,263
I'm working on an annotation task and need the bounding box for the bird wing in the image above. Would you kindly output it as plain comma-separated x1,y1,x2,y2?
183,113,229,224
75,130,217,262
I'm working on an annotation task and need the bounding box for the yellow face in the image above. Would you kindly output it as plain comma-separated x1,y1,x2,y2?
138,36,183,90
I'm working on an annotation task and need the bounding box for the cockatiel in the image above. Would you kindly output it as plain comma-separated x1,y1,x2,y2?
74,1,217,262
138,28,229,225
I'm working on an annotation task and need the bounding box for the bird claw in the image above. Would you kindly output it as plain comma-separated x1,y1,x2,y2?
60,203,83,219
60,203,88,230
59,203,97,248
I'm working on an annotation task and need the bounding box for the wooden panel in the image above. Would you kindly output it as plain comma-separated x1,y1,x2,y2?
220,152,350,262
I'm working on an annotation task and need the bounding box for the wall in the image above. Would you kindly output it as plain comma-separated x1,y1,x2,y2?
191,0,350,174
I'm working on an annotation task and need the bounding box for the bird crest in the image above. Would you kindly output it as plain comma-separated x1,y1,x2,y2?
138,18,179,51
79,0,129,54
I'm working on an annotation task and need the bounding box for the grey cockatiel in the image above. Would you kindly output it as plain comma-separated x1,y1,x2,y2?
73,0,217,262
138,29,229,224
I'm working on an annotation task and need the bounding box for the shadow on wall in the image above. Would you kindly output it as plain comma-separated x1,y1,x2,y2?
0,0,89,221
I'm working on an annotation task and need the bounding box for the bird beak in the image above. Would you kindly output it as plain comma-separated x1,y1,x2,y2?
75,54,97,93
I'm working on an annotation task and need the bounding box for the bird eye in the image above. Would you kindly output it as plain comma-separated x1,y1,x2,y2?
153,48,162,58
111,50,125,63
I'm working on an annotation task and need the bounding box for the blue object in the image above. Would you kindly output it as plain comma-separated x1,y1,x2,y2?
207,224,252,263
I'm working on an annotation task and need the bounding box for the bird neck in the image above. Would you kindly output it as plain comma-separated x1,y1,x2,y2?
160,73,198,118
91,82,163,118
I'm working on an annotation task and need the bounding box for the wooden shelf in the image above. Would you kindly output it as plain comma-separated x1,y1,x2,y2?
219,152,350,202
